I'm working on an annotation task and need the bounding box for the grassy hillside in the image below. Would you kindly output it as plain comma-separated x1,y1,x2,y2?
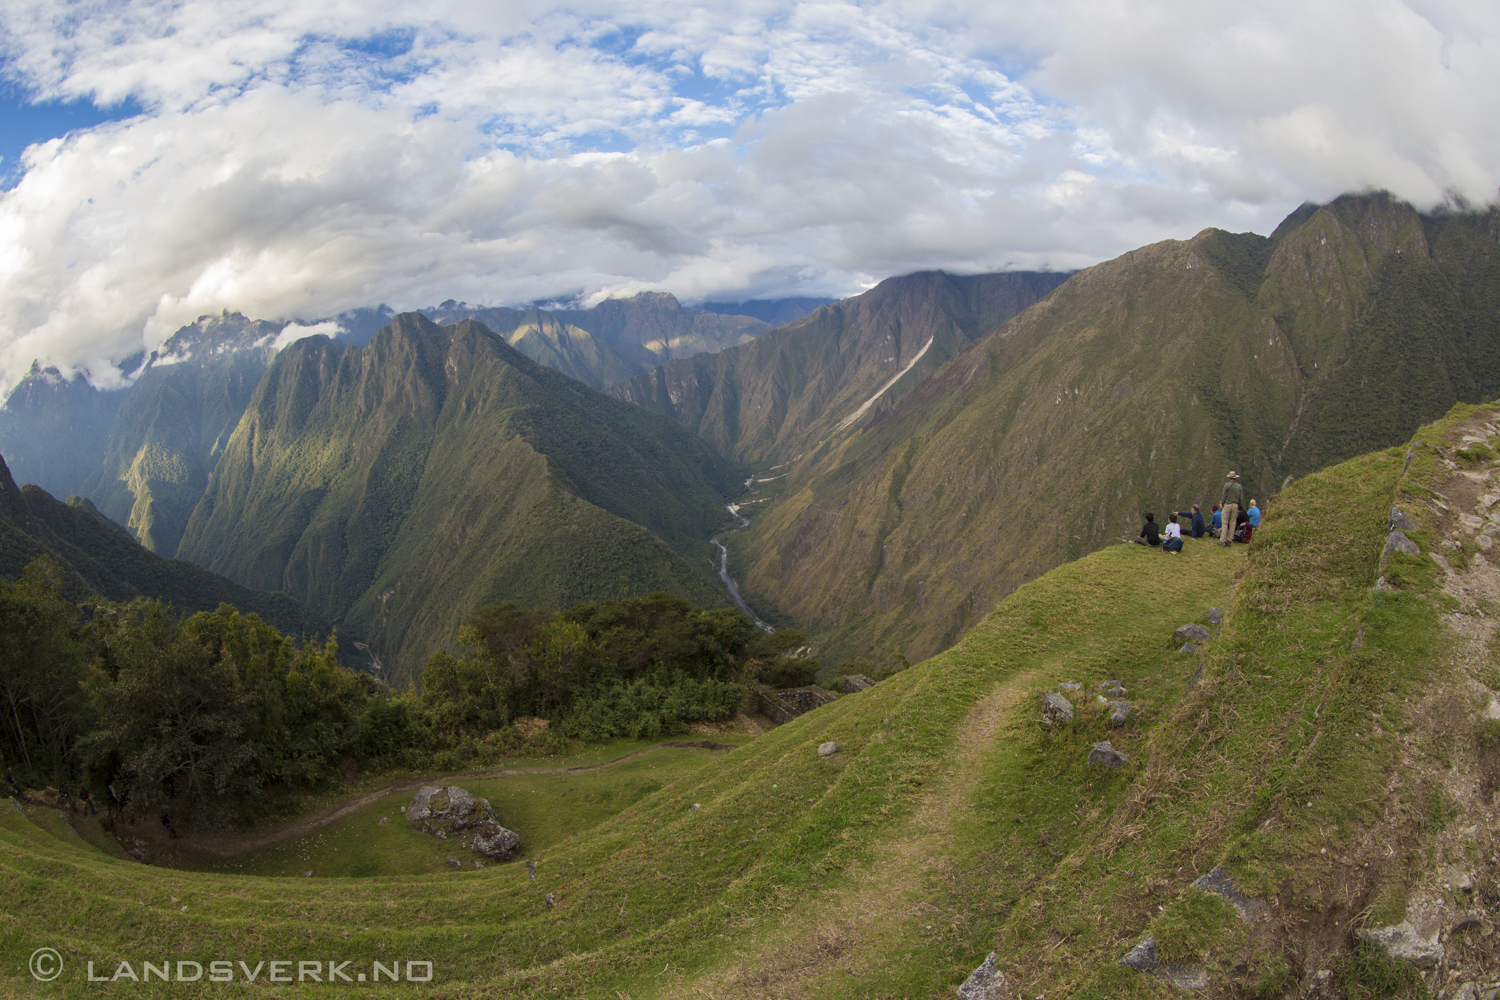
731,193,1500,671
9,404,1494,996
0,452,337,645
609,270,1071,464
176,313,741,685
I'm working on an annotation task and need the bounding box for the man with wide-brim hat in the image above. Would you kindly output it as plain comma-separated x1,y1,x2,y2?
1220,471,1245,546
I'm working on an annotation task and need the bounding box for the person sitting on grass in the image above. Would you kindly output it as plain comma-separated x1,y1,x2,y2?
1138,513,1161,546
1162,514,1183,553
1211,503,1223,536
1247,499,1262,535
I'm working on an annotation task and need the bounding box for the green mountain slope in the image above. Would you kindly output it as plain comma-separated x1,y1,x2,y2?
729,193,1500,669
0,452,334,643
608,270,1072,463
6,406,1492,996
176,312,741,684
80,313,284,556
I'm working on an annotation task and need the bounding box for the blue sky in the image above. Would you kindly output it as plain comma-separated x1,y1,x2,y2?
0,0,1496,389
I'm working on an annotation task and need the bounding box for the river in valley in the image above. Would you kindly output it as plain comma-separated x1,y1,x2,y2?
712,479,774,632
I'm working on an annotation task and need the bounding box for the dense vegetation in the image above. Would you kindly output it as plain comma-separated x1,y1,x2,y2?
0,565,783,827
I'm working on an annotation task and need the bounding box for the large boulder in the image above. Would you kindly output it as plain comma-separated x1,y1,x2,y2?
1172,624,1211,644
406,786,521,861
1041,692,1074,726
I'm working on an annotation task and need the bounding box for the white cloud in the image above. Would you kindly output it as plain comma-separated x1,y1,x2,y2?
271,319,343,352
0,0,1495,390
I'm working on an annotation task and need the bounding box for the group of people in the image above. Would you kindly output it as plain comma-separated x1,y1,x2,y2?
1137,471,1262,553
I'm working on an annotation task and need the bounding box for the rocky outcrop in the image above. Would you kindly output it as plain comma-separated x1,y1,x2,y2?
406,786,520,861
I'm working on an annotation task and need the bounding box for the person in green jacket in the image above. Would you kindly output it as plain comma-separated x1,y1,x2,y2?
1220,471,1245,546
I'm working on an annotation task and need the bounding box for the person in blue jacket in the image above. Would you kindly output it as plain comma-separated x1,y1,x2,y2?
1174,505,1206,538
1247,500,1261,528
1211,504,1223,534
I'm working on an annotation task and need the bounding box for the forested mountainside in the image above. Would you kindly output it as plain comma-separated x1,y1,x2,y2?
608,270,1072,463
727,193,1500,669
0,452,336,646
176,313,743,685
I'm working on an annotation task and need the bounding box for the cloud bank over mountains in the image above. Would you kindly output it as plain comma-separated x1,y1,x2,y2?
1,0,1496,390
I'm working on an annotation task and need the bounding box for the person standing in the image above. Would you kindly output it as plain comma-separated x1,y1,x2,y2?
1220,472,1245,546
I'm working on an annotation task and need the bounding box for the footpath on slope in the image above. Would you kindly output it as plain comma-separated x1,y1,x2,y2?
83,740,735,859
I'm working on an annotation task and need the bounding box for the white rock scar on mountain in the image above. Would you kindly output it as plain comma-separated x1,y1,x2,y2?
835,336,934,432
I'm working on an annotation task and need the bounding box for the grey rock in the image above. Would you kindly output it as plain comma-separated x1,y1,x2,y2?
1205,608,1224,625
1460,513,1485,530
1173,624,1211,644
1374,576,1391,591
817,741,840,757
1159,966,1209,990
1096,679,1123,691
1389,506,1419,533
1381,529,1420,563
1186,663,1204,693
446,856,462,868
1087,741,1130,769
470,827,521,860
473,860,484,869
127,848,151,864
1180,642,1201,654
1041,692,1075,725
1103,685,1127,698
1108,701,1131,727
303,870,313,878
1432,551,1454,574
840,674,875,694
1479,535,1494,553
527,860,537,879
1059,681,1083,692
407,785,521,861
1120,936,1158,971
1362,922,1443,969
377,816,388,826
1451,984,1478,1000
689,803,700,813
544,893,555,910
1191,864,1266,921
956,951,1011,1000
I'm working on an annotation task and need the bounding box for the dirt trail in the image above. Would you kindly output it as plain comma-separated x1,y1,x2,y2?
677,673,1036,999
116,740,735,858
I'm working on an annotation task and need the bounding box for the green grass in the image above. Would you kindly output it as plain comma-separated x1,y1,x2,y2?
1,405,1488,996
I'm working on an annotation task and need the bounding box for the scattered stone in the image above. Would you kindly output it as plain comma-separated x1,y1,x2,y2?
1442,539,1463,550
377,816,388,826
1190,864,1266,921
473,861,484,869
1460,513,1485,530
1087,741,1130,769
303,871,313,878
1041,692,1075,726
407,785,521,861
446,856,462,868
817,741,840,757
1486,522,1500,538
1058,681,1083,692
1451,983,1478,1000
1096,679,1123,691
1108,701,1131,727
1186,663,1204,693
1432,551,1454,574
1379,530,1421,571
1389,506,1420,533
1480,535,1494,553
1350,629,1365,652
840,674,875,694
1362,920,1443,969
1173,624,1211,644
544,893,555,910
527,860,537,879
1180,642,1201,654
1120,936,1158,970
1205,608,1224,625
956,951,1011,1000
1118,935,1208,989
1374,576,1392,592
127,848,151,864
1103,685,1127,699
689,803,700,813
1480,494,1500,510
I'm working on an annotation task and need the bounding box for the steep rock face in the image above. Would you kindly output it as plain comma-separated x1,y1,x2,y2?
730,194,1500,669
0,452,336,644
177,313,740,684
417,304,640,389
82,312,285,556
608,271,1072,463
0,361,131,501
551,292,770,372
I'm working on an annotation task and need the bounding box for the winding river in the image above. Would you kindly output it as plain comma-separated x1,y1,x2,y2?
712,478,774,632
